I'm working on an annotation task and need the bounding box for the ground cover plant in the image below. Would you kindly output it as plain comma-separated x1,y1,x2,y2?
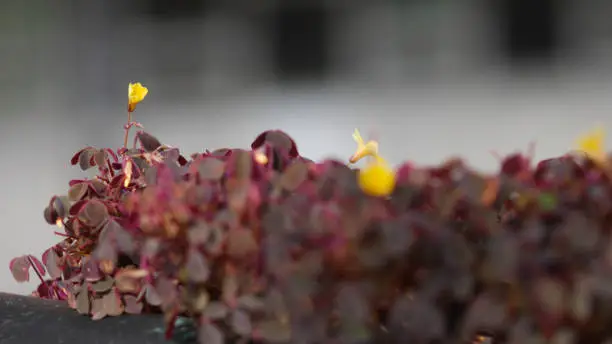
9,83,612,344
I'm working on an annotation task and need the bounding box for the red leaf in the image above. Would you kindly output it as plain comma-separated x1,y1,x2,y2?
69,200,88,216
69,179,87,187
9,256,31,282
43,248,63,279
70,147,94,165
105,148,119,162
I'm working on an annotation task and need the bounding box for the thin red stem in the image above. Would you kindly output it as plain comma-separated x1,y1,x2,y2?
26,256,45,284
123,111,132,149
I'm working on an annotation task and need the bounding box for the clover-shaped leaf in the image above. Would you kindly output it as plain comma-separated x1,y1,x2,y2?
136,131,162,152
9,256,32,282
78,200,109,228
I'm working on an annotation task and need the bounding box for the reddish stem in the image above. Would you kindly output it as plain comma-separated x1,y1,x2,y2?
26,255,45,284
54,231,75,238
123,111,132,149
106,160,115,178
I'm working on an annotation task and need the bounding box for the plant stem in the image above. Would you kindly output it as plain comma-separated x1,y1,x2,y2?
123,111,132,149
26,256,45,284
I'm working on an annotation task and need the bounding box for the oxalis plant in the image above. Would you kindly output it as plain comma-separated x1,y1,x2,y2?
9,84,612,344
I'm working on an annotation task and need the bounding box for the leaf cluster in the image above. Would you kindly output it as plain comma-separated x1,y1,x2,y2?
12,129,612,344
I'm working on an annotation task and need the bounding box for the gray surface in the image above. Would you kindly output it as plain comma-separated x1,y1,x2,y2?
0,292,170,344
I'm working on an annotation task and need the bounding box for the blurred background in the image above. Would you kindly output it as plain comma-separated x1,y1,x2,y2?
3,0,612,294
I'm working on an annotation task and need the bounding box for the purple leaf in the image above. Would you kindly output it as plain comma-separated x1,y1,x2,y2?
82,257,102,282
256,320,292,343
91,297,106,320
27,255,46,278
102,290,124,316
76,290,91,315
124,294,143,314
9,256,30,282
43,248,63,279
187,222,211,246
92,237,118,264
185,249,210,283
231,309,252,336
203,301,229,320
197,158,225,181
237,295,266,312
144,284,162,306
68,182,88,202
91,277,114,293
198,322,223,344
78,200,109,228
136,131,162,152
155,277,178,310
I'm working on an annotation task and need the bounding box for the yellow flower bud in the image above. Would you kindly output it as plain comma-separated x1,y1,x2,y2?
128,82,149,112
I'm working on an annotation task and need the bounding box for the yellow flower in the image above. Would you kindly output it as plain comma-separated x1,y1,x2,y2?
358,156,396,197
576,126,606,164
349,129,396,197
349,129,379,163
128,82,148,112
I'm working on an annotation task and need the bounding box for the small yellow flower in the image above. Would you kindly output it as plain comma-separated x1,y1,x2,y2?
128,82,148,112
349,129,396,197
349,129,379,163
358,156,396,197
576,126,606,164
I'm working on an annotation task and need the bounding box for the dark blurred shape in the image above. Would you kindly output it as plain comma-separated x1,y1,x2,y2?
499,0,560,62
146,0,207,19
271,3,330,80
